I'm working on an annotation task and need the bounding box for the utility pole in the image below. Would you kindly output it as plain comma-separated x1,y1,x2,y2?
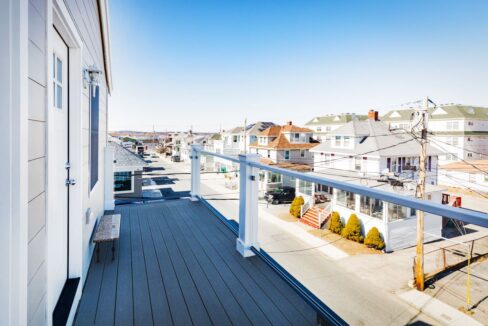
414,97,429,291
243,118,247,154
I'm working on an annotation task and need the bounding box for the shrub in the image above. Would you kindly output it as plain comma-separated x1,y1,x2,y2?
341,214,364,243
289,196,304,218
328,211,343,234
364,227,385,250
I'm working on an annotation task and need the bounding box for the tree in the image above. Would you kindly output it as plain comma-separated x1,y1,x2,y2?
328,211,343,234
341,214,364,243
289,196,304,218
364,227,385,250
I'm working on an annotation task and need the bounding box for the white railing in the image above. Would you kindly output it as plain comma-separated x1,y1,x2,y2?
300,199,312,218
318,203,332,226
191,145,488,257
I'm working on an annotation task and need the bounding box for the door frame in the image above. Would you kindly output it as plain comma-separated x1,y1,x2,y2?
46,0,84,324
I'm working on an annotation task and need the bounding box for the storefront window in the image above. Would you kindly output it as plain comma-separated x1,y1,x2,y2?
360,196,383,219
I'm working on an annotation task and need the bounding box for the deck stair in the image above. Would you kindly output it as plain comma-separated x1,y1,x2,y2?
300,206,330,229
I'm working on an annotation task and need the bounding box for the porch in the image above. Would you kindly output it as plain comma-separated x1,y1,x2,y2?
74,199,320,325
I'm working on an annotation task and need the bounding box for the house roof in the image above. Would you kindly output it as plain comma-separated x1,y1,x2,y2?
250,133,319,150
260,158,313,172
257,124,313,137
310,120,442,157
245,121,276,135
109,142,147,169
305,114,368,126
441,160,488,173
382,105,488,122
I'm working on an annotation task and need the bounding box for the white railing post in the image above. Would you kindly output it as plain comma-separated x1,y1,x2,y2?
104,145,115,210
236,153,260,257
190,144,202,201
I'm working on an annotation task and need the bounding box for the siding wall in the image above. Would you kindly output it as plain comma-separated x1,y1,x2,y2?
27,0,47,324
26,0,109,324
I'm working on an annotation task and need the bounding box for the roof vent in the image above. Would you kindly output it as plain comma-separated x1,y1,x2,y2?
287,121,293,126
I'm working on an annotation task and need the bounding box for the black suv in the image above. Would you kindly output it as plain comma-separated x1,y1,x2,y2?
264,186,296,204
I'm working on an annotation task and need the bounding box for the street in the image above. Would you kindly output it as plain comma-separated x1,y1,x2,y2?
140,154,485,325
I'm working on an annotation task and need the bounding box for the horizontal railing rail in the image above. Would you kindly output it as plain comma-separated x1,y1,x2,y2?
195,147,488,228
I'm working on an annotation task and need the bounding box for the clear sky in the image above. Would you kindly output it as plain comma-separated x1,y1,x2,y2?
108,0,488,132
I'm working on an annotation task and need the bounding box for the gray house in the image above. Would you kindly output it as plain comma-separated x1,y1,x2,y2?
1,1,113,325
110,142,147,200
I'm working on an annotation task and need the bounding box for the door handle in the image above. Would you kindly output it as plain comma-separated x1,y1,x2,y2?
65,178,77,186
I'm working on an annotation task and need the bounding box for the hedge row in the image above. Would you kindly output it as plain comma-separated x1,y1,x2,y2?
328,212,385,250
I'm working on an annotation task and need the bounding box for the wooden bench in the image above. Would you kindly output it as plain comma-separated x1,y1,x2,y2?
93,214,121,262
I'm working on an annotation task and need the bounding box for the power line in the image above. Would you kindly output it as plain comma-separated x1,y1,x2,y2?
427,135,488,158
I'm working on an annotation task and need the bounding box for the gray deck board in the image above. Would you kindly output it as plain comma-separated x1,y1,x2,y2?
74,199,318,325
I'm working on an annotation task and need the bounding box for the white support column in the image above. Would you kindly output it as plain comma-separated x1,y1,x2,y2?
236,153,260,257
190,144,202,201
104,146,115,210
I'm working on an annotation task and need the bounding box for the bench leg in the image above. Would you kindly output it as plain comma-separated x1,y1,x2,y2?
112,240,115,261
97,243,100,263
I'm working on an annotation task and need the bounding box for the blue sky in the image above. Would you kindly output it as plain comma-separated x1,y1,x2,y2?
108,0,488,132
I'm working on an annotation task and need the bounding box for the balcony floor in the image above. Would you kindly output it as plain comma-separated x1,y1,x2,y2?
74,199,318,325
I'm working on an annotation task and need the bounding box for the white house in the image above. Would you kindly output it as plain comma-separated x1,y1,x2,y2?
306,112,444,251
249,122,319,191
438,160,488,193
304,113,367,142
382,104,488,165
1,1,113,324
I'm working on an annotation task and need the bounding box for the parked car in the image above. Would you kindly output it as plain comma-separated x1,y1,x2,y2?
171,155,181,162
264,186,296,204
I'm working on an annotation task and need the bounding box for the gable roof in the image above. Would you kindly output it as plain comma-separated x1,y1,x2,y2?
257,124,312,137
305,114,368,126
110,142,147,169
310,120,442,157
245,121,276,135
382,105,488,122
250,133,319,150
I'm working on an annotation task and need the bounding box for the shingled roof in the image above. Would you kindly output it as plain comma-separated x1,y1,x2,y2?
382,105,488,122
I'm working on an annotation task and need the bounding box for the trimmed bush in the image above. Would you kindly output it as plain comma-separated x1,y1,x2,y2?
328,211,343,234
289,196,304,218
364,227,385,250
341,214,364,243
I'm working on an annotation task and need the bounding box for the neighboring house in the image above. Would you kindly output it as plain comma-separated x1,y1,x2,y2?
111,142,147,200
305,113,367,142
311,111,441,186
306,111,444,251
382,104,488,165
1,1,113,325
438,160,488,193
249,122,319,191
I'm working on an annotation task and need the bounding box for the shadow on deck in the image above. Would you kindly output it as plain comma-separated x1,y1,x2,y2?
74,199,319,325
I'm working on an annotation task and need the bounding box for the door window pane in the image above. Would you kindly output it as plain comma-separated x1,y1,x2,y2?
56,57,62,82
56,84,62,108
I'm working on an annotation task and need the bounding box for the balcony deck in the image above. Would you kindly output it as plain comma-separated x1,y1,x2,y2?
74,199,318,325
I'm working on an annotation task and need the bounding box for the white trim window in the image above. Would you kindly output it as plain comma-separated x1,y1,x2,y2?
114,171,134,193
446,121,459,130
284,150,290,160
300,149,306,158
334,136,341,146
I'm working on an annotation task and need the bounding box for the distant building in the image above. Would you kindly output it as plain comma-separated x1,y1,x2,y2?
249,121,319,191
382,104,488,165
305,113,367,142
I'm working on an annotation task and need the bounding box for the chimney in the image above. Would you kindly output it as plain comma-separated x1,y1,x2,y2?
287,121,293,126
368,110,379,121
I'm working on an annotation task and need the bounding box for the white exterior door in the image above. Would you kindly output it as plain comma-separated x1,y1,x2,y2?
51,27,69,303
